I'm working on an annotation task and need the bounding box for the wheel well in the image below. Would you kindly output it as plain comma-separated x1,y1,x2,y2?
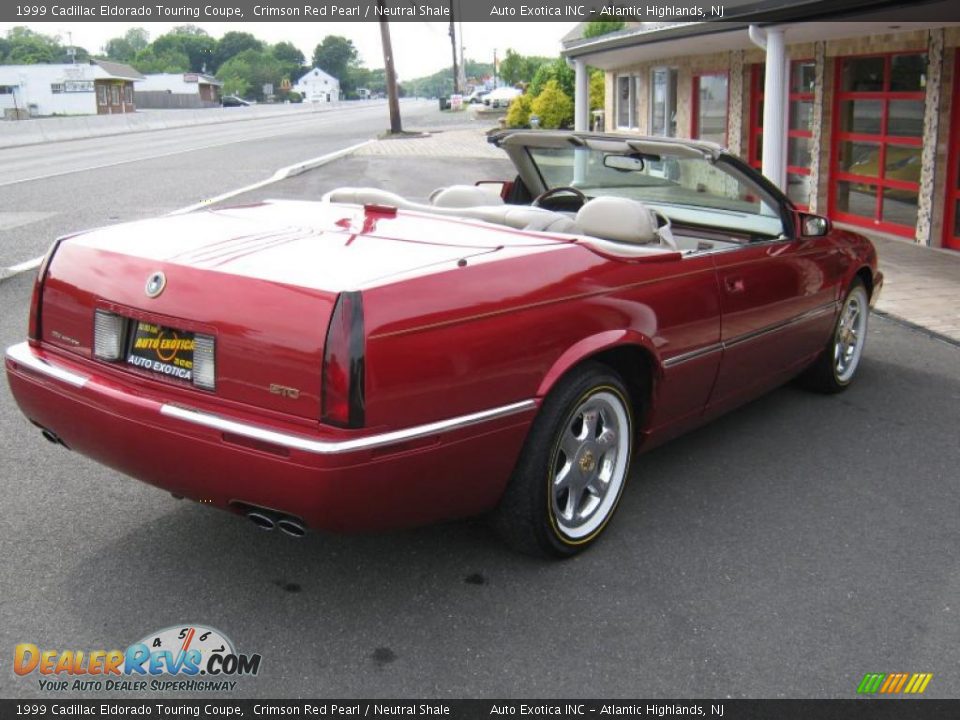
856,267,874,298
580,345,655,429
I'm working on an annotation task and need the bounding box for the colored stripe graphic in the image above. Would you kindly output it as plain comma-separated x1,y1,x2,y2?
858,673,932,694
857,673,886,694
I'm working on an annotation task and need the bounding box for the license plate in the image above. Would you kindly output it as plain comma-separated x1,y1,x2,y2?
125,320,196,382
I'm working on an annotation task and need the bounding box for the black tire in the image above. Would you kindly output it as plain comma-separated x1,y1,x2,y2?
491,363,634,558
799,278,870,394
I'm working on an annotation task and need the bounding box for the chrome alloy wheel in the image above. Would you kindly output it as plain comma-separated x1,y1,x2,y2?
834,285,869,383
550,390,631,540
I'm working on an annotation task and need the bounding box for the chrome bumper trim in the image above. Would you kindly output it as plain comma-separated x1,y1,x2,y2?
161,401,538,455
7,342,537,456
5,342,89,388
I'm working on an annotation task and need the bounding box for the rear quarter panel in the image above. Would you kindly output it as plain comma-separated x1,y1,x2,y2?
362,242,723,437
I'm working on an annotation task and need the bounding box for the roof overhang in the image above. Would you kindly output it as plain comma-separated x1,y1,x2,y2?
563,0,959,68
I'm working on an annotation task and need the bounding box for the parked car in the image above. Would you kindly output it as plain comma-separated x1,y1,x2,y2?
483,86,522,108
221,95,251,107
5,130,882,557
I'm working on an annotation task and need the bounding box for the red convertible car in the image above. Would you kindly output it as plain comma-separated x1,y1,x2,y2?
5,130,882,556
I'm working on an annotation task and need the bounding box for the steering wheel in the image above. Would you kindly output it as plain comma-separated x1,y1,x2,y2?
531,186,587,209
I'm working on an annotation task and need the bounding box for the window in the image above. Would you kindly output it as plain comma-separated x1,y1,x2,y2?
124,86,133,104
831,52,925,236
649,67,678,137
97,85,108,106
749,61,816,209
692,72,728,145
51,83,65,94
110,85,120,106
527,145,785,238
615,75,639,129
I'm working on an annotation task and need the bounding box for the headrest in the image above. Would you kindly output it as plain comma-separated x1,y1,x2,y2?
575,197,659,244
430,184,504,208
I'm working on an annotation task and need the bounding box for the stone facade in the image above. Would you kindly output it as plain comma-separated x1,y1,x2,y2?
598,27,960,250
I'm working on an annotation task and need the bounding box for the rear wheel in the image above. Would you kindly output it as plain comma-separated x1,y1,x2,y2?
800,278,870,393
492,364,633,557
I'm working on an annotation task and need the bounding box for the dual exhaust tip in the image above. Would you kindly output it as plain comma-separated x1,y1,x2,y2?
246,509,307,538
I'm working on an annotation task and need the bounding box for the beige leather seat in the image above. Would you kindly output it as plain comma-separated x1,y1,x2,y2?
575,197,660,244
430,185,504,208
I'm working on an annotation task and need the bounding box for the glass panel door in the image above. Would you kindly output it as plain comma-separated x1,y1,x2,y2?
830,52,926,237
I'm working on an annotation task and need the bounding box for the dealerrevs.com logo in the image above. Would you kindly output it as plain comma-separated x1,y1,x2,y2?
13,625,262,692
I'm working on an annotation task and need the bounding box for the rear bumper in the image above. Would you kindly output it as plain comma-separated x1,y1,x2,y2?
5,342,537,533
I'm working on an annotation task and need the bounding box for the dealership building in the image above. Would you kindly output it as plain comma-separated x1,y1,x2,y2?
563,10,960,252
0,60,143,118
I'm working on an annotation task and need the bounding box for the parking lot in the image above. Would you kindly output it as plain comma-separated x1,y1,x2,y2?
1,103,958,699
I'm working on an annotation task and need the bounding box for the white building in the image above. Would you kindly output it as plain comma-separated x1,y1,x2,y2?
294,67,340,103
135,72,223,109
0,60,143,118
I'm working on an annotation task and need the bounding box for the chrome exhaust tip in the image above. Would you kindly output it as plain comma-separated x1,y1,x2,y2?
40,428,66,447
276,518,307,538
247,511,276,531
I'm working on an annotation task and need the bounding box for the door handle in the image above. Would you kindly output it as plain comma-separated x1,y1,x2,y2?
724,276,745,294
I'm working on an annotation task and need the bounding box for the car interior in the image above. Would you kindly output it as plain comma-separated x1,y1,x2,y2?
322,184,755,258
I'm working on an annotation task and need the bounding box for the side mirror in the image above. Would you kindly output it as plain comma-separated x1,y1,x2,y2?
801,213,830,237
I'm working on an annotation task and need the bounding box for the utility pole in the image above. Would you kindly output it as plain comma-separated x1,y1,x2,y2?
448,1,459,94
378,0,402,134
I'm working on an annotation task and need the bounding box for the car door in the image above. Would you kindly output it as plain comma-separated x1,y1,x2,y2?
708,232,847,413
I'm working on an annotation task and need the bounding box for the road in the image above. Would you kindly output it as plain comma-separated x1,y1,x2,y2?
1,103,959,700
0,99,459,269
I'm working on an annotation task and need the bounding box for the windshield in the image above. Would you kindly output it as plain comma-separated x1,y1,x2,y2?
527,145,785,238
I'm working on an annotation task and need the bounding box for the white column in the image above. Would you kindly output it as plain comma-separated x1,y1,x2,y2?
761,28,788,191
574,58,589,132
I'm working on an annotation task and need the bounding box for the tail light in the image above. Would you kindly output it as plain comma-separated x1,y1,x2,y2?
93,311,125,360
321,291,365,428
192,334,216,390
28,238,65,345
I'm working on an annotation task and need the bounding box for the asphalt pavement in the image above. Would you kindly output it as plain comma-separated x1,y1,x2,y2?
1,102,958,700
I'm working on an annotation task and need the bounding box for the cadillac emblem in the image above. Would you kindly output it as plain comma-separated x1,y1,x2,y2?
145,271,166,298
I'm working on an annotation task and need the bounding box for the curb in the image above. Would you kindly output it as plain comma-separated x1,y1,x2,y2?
872,309,960,349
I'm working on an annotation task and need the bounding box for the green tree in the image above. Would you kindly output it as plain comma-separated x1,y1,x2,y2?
3,26,62,64
312,35,358,82
132,46,190,74
152,26,216,73
216,49,283,101
214,32,263,71
529,58,575,98
271,41,305,83
104,28,149,62
531,79,574,129
582,21,626,38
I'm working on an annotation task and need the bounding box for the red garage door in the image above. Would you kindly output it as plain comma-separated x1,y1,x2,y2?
830,52,925,237
945,50,960,251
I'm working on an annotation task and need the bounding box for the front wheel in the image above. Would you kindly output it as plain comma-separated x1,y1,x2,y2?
492,364,633,557
800,278,870,393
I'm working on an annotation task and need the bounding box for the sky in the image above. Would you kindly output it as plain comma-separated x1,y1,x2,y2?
0,21,579,80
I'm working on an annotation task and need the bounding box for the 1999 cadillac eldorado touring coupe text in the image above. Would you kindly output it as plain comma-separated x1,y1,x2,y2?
4,131,882,556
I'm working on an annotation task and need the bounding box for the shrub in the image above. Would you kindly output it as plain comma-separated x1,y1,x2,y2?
530,80,573,129
505,94,532,128
589,68,605,112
